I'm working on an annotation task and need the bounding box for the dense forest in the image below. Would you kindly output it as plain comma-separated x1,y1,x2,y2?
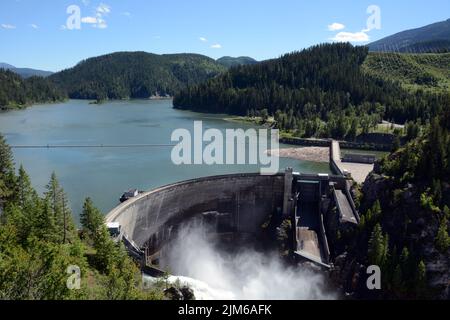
0,69,66,110
49,52,226,100
174,43,450,140
334,109,450,299
0,133,172,299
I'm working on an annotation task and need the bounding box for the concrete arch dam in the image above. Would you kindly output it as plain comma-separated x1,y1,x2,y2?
106,166,360,270
105,173,286,262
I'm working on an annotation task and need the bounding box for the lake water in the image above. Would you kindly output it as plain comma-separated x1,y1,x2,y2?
0,99,329,220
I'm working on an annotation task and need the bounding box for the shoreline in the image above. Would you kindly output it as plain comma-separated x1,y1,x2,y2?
267,147,330,163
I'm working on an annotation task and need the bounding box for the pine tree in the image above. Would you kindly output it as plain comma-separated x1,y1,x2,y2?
415,260,427,298
0,133,15,202
436,216,450,252
16,165,39,210
44,172,74,243
80,197,105,241
368,224,389,267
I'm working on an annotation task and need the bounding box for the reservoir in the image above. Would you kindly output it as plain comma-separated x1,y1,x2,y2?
0,99,329,220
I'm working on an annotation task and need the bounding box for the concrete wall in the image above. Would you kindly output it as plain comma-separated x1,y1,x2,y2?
106,173,285,249
330,141,344,176
280,136,392,152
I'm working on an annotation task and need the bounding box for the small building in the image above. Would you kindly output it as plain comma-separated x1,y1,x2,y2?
106,222,121,237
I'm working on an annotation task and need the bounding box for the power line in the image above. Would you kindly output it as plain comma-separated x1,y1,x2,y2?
10,144,177,149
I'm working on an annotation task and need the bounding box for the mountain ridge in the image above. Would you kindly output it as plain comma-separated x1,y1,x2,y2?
369,18,450,53
0,63,54,78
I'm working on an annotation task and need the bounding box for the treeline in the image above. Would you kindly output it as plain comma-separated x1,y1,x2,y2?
0,69,66,110
337,110,450,299
174,43,450,139
49,52,226,100
0,134,165,299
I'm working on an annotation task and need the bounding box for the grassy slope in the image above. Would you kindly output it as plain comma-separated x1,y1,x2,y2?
362,52,450,93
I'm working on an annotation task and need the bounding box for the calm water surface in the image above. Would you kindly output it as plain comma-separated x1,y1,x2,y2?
0,100,329,220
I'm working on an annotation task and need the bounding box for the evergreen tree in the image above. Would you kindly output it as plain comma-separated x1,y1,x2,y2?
43,172,75,243
16,165,39,210
0,133,15,202
415,260,427,298
80,197,105,241
435,216,450,252
368,224,389,267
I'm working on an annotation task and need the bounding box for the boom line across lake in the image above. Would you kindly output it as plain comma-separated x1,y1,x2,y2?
10,144,177,149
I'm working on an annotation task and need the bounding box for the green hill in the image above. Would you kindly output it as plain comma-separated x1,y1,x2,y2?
0,69,66,110
362,52,450,92
217,56,258,68
49,52,226,100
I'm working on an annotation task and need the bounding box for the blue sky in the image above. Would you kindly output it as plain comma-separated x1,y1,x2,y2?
1,0,449,71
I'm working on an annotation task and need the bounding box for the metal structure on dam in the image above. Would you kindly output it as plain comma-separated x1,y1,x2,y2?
105,141,364,270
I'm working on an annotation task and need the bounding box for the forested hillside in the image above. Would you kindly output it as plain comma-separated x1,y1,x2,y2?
174,43,450,139
0,69,66,110
363,52,450,92
334,109,450,299
49,52,226,100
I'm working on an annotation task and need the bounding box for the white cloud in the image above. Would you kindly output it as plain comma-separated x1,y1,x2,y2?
211,44,222,49
1,24,16,29
95,3,110,28
97,3,111,14
122,12,131,17
82,0,90,6
330,31,370,43
328,22,345,31
199,37,207,42
81,16,98,24
30,24,39,29
81,3,110,29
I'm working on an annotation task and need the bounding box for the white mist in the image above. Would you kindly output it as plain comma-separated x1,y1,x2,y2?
153,223,337,300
